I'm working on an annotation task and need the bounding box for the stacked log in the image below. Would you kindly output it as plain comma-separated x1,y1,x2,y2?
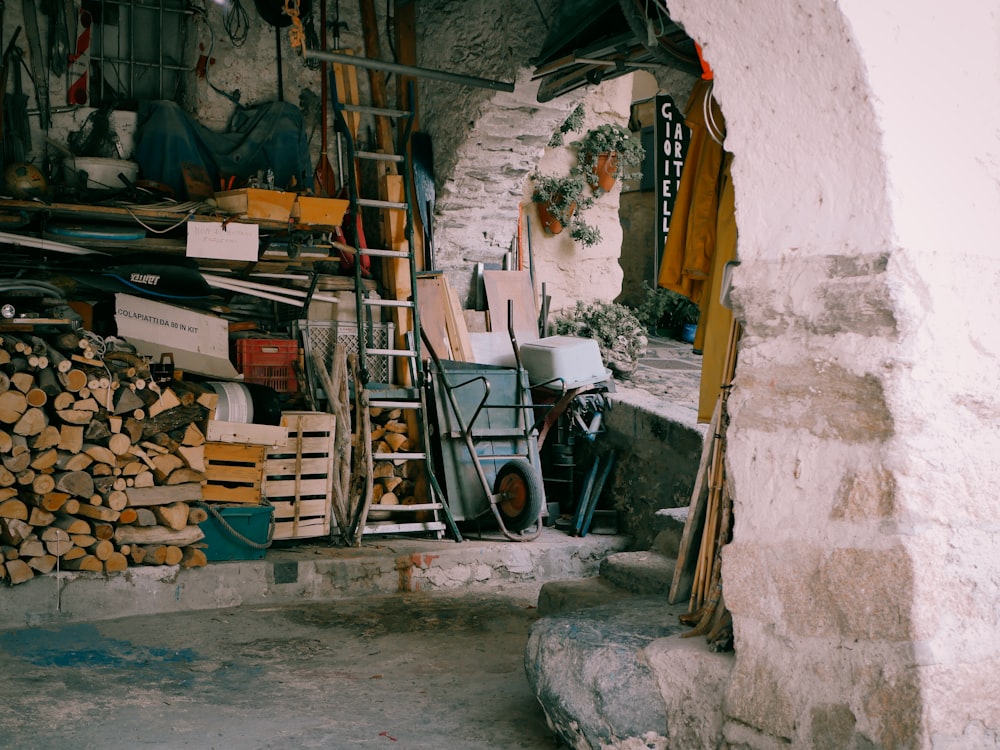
368,406,428,517
0,330,213,585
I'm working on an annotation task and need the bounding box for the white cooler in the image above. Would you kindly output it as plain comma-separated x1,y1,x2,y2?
518,335,611,389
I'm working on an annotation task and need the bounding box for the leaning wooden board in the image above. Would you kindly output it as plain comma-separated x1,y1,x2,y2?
483,270,538,342
263,412,336,540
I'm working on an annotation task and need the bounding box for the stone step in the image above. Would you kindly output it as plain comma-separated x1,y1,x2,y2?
536,576,635,617
599,549,676,596
652,505,688,558
526,597,734,750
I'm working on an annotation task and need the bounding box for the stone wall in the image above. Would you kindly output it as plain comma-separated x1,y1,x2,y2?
416,0,645,315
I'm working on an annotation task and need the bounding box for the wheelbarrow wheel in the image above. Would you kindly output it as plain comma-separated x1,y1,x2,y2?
493,459,544,533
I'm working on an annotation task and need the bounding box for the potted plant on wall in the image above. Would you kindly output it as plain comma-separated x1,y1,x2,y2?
531,171,602,247
574,123,646,193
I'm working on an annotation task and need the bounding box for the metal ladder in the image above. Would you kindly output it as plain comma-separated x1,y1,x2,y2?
330,72,461,544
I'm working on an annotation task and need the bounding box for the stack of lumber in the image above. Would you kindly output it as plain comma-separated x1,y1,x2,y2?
0,329,215,586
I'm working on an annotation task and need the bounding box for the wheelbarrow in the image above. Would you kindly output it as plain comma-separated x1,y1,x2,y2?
424,331,545,541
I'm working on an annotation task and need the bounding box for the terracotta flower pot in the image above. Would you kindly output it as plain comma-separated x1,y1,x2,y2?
537,198,575,235
593,152,618,193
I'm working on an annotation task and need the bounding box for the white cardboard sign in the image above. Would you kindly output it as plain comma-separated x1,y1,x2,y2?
186,220,259,262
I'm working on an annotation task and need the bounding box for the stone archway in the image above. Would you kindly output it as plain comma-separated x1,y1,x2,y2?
662,1,1000,747
417,0,1000,745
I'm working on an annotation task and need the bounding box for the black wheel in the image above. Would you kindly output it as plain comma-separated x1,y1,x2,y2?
493,459,544,533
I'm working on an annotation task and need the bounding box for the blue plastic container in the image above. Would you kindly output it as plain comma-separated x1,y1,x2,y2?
198,505,274,561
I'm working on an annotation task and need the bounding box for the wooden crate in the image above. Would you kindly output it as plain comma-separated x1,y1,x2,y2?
264,412,336,540
202,442,266,504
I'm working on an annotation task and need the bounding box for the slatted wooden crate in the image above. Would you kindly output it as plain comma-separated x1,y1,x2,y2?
264,411,336,540
202,442,267,504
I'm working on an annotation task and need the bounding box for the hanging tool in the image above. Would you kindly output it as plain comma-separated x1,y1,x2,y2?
252,0,313,102
6,46,31,161
47,0,70,78
411,131,435,270
275,27,284,101
0,25,22,163
21,0,50,131
313,0,336,196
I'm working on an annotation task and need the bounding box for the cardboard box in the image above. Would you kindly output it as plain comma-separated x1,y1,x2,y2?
114,293,240,379
215,188,298,222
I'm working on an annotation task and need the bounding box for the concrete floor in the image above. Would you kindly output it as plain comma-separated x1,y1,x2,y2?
0,530,625,749
0,583,560,750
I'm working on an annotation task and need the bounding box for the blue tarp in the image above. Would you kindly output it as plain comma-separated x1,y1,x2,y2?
134,100,311,198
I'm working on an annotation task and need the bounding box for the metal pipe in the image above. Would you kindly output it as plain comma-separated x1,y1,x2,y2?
303,48,515,92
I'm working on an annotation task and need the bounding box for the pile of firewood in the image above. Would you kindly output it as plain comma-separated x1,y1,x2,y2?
0,329,217,585
369,406,421,511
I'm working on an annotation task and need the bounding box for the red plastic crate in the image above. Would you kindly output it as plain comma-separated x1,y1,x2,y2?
235,339,300,393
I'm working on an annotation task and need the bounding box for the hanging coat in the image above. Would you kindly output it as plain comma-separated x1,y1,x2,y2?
657,78,726,305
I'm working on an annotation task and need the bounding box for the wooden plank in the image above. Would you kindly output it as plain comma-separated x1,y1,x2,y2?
447,284,474,362
382,174,414,384
264,478,331,497
201,485,262,504
264,456,334,475
669,388,719,605
416,274,457,360
270,497,330,518
332,51,362,139
416,274,452,358
483,270,538,342
126,483,205,507
274,518,329,538
205,420,288,447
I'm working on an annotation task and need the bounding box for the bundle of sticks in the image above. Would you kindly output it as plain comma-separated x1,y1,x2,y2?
673,319,742,650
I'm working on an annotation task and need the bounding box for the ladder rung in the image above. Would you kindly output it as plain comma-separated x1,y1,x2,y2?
357,151,405,163
342,103,409,118
376,452,427,461
359,247,412,259
366,348,416,357
363,521,447,534
445,429,529,439
363,298,413,309
367,399,421,409
369,503,442,512
359,198,408,210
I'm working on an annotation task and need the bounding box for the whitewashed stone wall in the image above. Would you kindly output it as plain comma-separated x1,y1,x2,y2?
667,0,1000,747
415,0,636,312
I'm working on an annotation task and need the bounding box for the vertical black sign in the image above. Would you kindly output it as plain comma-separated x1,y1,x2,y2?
654,94,690,278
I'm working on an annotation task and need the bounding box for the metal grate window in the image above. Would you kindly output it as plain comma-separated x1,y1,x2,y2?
83,0,194,106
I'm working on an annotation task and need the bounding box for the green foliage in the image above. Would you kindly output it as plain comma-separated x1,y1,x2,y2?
553,300,648,378
548,104,586,147
574,124,646,189
633,281,700,337
530,171,601,248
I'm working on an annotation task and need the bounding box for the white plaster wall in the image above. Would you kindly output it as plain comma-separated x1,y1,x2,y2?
839,2,1000,743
